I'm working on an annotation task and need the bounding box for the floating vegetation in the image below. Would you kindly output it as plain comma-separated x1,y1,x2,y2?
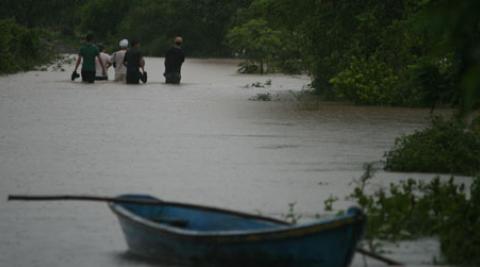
238,61,260,74
282,202,302,224
245,80,273,101
244,79,272,88
323,195,338,211
35,54,75,72
249,92,271,101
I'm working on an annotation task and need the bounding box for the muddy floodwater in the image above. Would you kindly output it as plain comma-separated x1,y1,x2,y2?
0,57,463,266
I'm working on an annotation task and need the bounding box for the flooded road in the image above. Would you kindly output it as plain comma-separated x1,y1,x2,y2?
0,57,452,266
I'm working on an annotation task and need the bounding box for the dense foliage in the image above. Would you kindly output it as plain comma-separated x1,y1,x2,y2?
0,19,53,74
0,0,80,31
227,19,282,74
385,117,480,176
111,0,253,56
226,0,480,109
0,0,252,57
225,1,303,74
350,165,480,265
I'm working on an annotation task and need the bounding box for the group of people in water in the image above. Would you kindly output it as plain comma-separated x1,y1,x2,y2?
73,33,185,84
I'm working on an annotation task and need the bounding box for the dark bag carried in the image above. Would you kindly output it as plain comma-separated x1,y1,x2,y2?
140,71,147,83
71,71,80,81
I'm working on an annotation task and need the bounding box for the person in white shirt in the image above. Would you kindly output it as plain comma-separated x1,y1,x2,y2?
95,44,111,80
111,39,129,82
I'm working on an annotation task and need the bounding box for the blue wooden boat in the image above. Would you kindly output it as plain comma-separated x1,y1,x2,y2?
109,194,366,267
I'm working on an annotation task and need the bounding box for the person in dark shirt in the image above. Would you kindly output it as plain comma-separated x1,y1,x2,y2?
164,36,185,84
123,40,145,84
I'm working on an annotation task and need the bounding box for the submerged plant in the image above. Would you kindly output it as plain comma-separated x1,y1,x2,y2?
245,80,274,101
385,116,480,176
244,80,272,88
283,202,302,224
323,195,338,212
348,163,480,265
249,93,271,101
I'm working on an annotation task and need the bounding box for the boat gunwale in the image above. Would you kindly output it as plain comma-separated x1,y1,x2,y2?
109,197,365,242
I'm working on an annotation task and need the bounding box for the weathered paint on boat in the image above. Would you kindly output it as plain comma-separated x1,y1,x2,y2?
109,194,365,267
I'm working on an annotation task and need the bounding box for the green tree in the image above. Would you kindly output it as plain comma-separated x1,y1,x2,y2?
79,0,131,38
226,19,282,73
0,0,83,32
116,0,252,57
418,0,480,116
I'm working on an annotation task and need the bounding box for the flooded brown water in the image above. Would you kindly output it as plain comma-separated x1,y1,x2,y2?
0,57,461,266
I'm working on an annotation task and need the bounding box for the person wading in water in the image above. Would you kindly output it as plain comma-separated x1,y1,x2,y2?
123,39,145,84
95,44,111,81
164,36,185,84
111,39,129,82
73,33,106,83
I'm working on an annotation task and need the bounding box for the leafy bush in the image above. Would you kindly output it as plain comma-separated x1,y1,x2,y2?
0,19,52,74
385,117,480,176
330,57,424,105
439,176,480,265
350,165,480,266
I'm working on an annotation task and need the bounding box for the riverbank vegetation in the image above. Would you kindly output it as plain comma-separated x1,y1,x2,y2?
227,0,480,110
224,0,478,176
0,19,55,74
0,0,253,71
385,117,480,176
2,0,479,111
346,164,480,266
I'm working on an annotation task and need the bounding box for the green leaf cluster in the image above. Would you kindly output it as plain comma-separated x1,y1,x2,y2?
350,169,480,266
385,117,480,176
226,19,282,74
225,0,304,74
0,19,53,74
330,56,407,105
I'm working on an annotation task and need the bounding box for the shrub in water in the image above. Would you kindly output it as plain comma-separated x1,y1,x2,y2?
349,164,480,265
329,56,424,106
385,117,480,176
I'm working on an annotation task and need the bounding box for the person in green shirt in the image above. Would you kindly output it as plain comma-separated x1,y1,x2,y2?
73,34,106,83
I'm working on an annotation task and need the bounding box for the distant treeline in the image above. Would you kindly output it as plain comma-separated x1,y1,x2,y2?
1,0,252,57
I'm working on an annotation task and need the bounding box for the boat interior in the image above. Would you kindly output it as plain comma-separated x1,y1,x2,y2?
115,195,287,232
